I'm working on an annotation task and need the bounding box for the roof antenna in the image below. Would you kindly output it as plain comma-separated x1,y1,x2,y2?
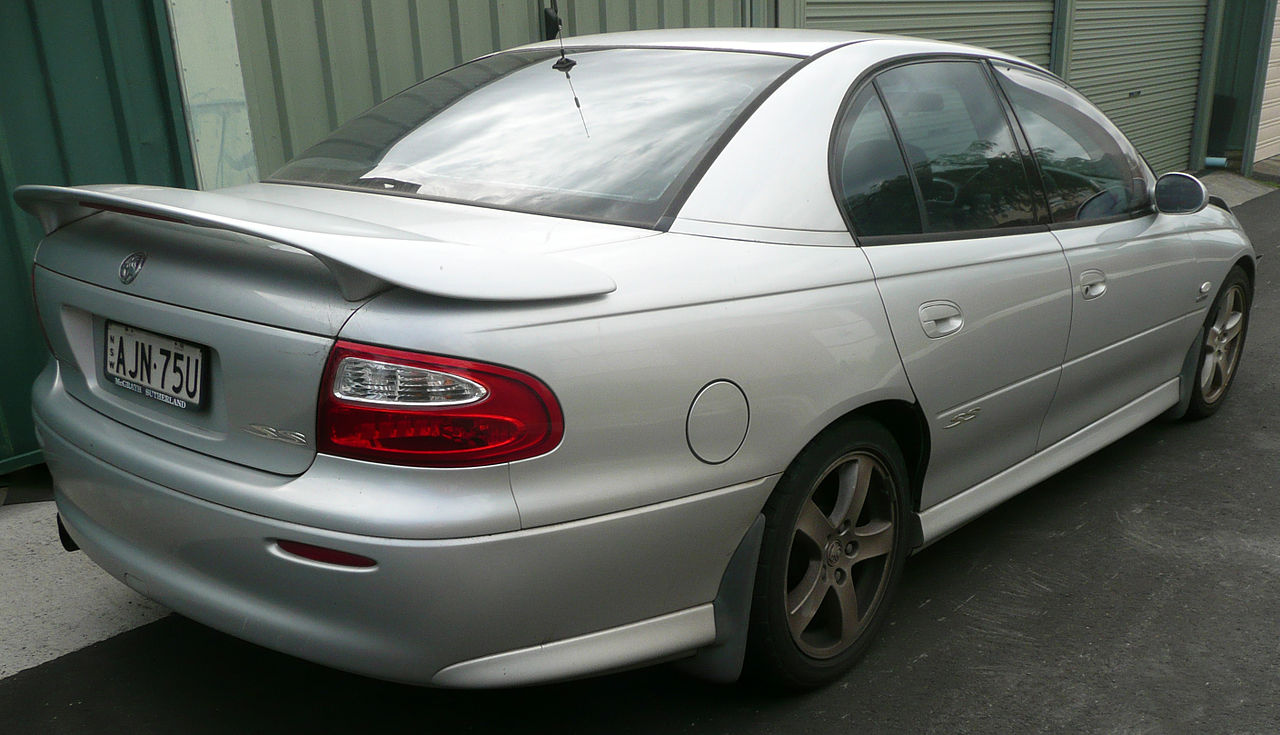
544,0,589,138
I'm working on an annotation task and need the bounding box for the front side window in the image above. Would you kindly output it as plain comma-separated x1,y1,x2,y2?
875,61,1039,234
271,48,797,229
993,63,1153,223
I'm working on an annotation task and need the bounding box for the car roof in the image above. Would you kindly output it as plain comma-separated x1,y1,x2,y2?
515,27,1029,65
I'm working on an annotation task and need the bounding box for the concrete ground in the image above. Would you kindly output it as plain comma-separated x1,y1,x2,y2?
0,466,166,679
1252,154,1280,184
1,177,1277,733
1200,170,1277,207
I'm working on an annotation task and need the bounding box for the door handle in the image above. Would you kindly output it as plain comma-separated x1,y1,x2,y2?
1080,269,1107,300
919,300,963,338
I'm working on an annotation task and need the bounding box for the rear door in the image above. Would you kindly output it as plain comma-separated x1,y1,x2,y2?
991,63,1202,448
835,59,1072,508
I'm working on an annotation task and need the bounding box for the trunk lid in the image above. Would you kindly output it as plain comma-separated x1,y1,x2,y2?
19,183,643,476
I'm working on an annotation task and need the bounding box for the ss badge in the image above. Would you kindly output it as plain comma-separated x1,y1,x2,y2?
943,407,981,429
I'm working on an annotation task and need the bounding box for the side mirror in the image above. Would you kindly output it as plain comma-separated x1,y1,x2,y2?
1154,172,1208,215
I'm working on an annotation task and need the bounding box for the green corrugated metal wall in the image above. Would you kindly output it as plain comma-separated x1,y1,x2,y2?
1066,0,1210,173
800,0,1055,66
232,0,750,177
0,0,195,473
229,0,1219,193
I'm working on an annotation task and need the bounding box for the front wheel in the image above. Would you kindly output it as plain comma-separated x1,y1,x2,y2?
746,418,911,689
1186,266,1252,419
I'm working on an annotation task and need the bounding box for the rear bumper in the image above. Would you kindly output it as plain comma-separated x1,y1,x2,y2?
35,367,776,686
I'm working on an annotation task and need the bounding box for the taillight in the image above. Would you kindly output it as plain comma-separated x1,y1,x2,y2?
318,341,563,467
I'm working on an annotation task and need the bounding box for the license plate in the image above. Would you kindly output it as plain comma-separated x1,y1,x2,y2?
103,321,206,410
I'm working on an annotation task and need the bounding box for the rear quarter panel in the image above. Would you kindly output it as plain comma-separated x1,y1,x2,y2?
340,233,914,528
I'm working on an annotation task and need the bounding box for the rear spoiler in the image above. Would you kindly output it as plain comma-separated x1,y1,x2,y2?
13,184,617,302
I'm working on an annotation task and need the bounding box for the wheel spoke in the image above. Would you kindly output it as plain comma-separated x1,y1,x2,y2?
1200,352,1216,392
795,499,835,547
851,520,894,564
1222,312,1243,342
787,569,830,636
833,575,862,637
834,458,874,527
1213,302,1231,332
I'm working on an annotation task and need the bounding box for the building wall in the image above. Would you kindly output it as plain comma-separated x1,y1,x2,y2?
223,1,1239,183
800,0,1055,66
1255,5,1280,161
1064,0,1210,174
0,0,194,472
231,0,750,177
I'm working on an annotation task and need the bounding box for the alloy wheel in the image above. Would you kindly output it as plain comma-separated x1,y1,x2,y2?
1201,283,1247,404
784,450,898,659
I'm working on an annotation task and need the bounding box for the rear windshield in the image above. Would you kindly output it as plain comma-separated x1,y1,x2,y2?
269,48,798,228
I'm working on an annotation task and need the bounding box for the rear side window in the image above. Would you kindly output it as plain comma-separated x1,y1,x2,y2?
993,63,1153,223
875,61,1039,234
833,87,924,237
271,48,797,229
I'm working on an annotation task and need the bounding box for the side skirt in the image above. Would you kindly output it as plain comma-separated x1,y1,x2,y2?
916,378,1179,548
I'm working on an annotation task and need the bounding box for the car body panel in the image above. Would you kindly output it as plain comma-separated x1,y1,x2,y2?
33,269,332,476
1040,213,1204,447
34,210,358,336
920,377,1180,544
862,232,1072,507
33,363,522,538
40,397,774,685
342,232,915,527
16,184,625,302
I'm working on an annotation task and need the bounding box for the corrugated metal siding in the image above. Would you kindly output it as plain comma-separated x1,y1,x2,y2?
0,0,194,471
802,0,1055,66
1067,0,1209,173
1255,8,1280,162
232,0,747,176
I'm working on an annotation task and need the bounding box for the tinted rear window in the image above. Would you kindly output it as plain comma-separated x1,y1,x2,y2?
270,48,798,228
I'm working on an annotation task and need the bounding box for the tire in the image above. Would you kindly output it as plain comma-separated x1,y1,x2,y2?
1185,266,1252,420
746,417,911,689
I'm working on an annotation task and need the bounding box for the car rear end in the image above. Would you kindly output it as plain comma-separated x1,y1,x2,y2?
19,41,810,685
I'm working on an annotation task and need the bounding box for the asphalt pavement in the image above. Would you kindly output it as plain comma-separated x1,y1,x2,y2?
2,187,1279,734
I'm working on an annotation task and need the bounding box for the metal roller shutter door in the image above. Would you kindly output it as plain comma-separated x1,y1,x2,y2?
1067,0,1209,174
802,0,1055,66
232,0,749,176
1255,9,1280,162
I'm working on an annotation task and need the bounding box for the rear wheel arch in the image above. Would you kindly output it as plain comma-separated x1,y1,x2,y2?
796,401,931,525
843,400,930,513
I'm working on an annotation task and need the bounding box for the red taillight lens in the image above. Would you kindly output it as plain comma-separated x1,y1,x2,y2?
318,341,564,467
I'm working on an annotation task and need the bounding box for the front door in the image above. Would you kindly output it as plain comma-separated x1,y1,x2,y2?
990,63,1202,447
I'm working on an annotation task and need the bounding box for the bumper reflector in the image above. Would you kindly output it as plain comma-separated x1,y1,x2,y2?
276,539,377,568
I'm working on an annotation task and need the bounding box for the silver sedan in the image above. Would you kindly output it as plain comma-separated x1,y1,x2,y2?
16,29,1254,689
